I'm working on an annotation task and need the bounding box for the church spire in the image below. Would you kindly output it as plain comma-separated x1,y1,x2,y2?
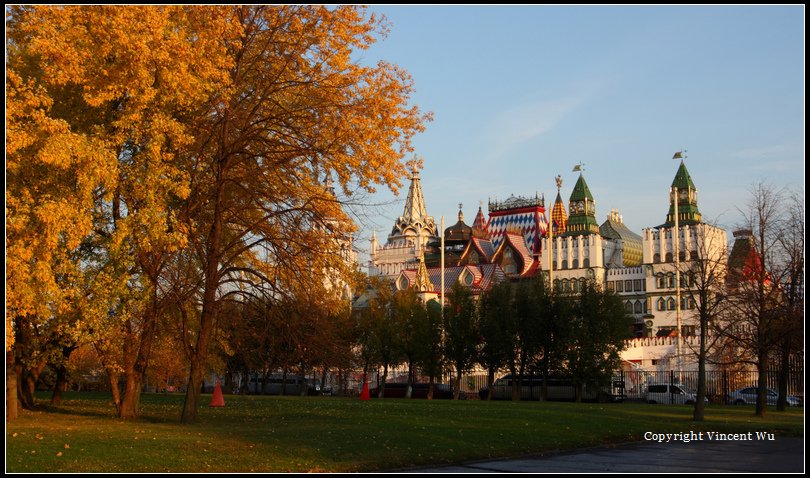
401,157,429,225
664,159,702,227
472,201,488,238
551,191,568,235
414,248,434,292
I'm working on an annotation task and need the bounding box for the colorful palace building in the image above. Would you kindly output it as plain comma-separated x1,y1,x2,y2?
366,158,731,370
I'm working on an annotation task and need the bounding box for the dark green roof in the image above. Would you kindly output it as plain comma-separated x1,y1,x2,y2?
662,160,702,228
671,161,696,190
569,174,594,202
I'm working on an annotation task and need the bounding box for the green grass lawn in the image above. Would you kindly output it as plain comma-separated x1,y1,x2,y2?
6,392,804,473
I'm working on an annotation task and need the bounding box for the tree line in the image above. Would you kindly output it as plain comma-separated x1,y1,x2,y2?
354,276,633,402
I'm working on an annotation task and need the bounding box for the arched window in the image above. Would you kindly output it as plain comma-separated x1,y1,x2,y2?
657,274,666,289
667,298,676,310
654,253,661,263
667,274,675,288
657,298,666,311
572,259,579,269
691,251,699,261
625,301,633,313
665,252,673,263
634,301,643,314
561,260,568,270
562,279,570,292
554,279,560,292
679,251,686,261
583,258,590,268
572,280,579,293
680,275,688,288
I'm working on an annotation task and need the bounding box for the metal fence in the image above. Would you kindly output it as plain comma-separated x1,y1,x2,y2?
611,369,803,404
456,369,804,404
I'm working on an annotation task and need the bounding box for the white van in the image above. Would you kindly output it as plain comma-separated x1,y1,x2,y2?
645,383,706,405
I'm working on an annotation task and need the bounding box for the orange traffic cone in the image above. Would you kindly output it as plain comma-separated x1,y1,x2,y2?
360,381,370,401
210,381,225,407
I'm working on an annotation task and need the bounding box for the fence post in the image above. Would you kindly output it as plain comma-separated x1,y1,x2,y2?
670,370,675,405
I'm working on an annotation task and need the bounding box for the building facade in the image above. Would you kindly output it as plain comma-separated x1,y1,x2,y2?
367,160,732,370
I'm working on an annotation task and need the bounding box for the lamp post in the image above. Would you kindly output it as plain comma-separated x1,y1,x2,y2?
672,187,683,374
549,175,562,293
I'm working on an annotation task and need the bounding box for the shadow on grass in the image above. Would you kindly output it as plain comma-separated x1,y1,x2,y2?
41,404,189,424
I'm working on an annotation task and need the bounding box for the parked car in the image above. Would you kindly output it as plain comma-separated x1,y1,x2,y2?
479,375,617,402
369,382,465,399
645,383,707,405
248,374,321,396
727,387,802,407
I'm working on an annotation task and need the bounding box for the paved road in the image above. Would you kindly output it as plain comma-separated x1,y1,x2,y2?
407,437,805,473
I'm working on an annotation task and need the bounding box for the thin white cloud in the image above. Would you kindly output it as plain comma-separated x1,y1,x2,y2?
728,143,797,160
481,84,602,161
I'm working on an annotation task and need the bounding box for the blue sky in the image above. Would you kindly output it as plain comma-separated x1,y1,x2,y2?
353,5,804,268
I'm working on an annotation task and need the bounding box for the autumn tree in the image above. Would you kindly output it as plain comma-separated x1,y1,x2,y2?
512,277,548,400
478,280,515,400
7,5,235,419
8,5,428,423
565,282,632,402
443,282,480,400
171,5,428,422
391,289,428,398
416,299,445,400
533,276,571,401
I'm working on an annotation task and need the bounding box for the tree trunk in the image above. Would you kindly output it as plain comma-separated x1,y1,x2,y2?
281,368,288,395
51,344,76,406
51,363,68,406
693,314,707,421
180,168,225,424
299,367,307,397
181,354,206,423
405,358,413,399
106,370,122,417
378,363,389,398
453,364,462,400
119,370,145,420
180,272,218,422
755,348,768,417
7,351,18,420
486,368,495,401
118,291,159,419
776,337,790,411
16,359,46,410
541,354,549,401
320,367,328,395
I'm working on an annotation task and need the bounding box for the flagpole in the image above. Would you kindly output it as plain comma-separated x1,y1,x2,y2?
440,215,445,312
548,212,553,292
673,185,683,375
